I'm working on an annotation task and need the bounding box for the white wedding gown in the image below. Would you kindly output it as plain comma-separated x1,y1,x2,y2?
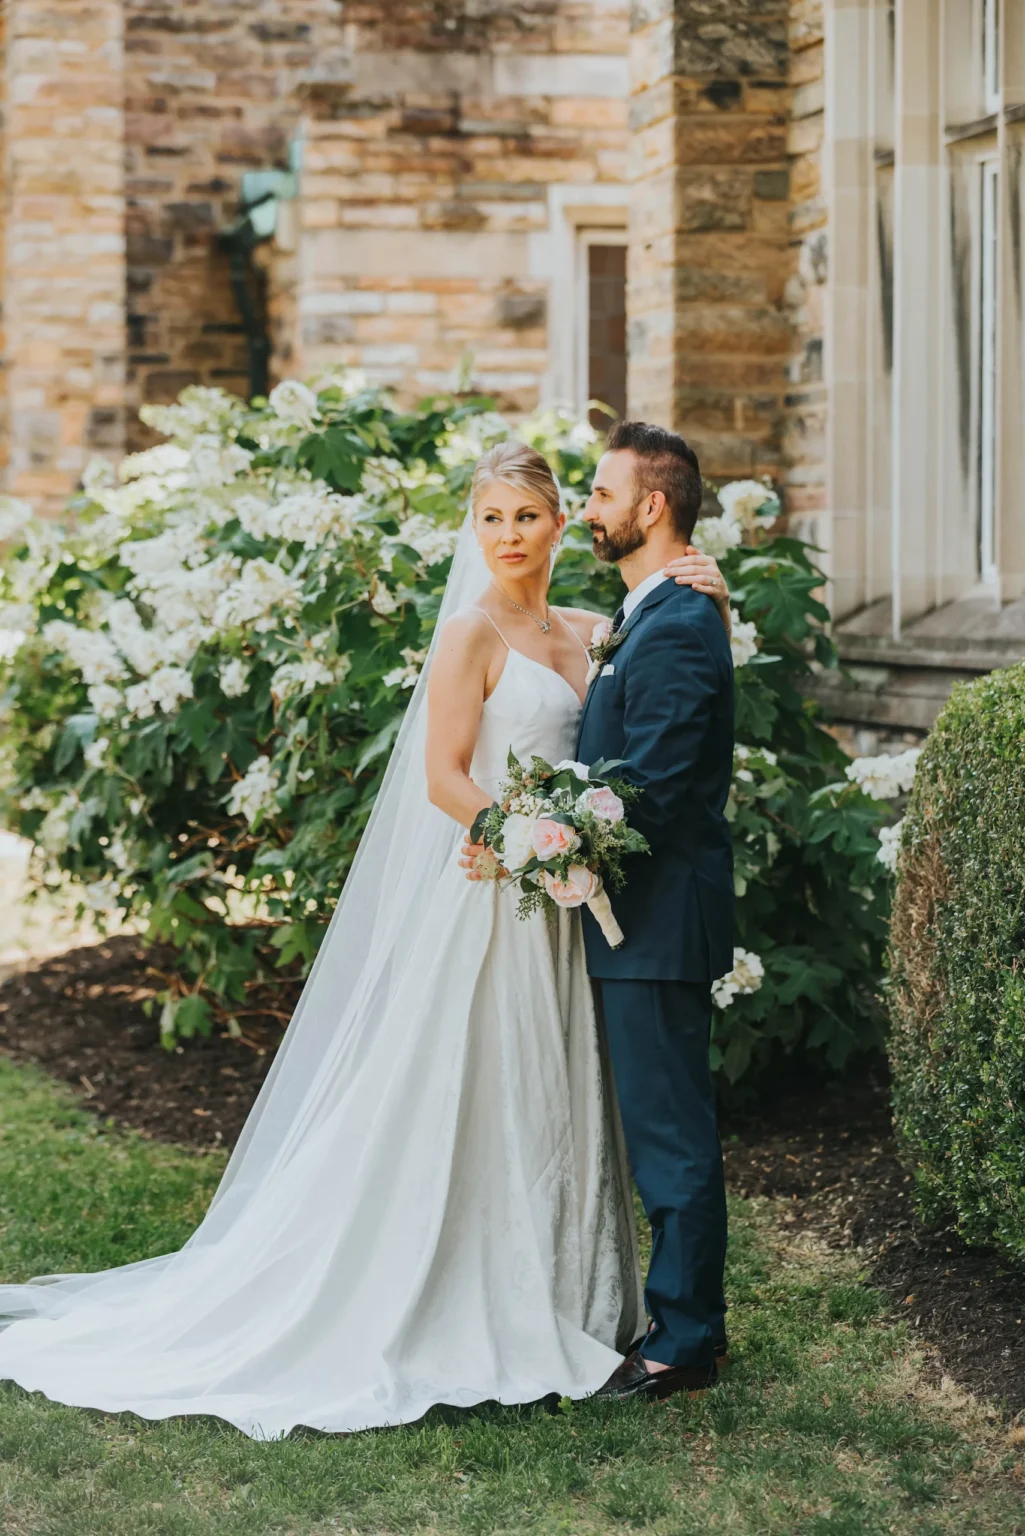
0,634,645,1439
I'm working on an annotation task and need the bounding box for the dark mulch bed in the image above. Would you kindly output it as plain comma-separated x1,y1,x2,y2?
1,938,1023,1414
721,1070,1025,1417
0,936,294,1149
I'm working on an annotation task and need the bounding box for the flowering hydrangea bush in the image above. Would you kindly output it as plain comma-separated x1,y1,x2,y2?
0,378,894,1082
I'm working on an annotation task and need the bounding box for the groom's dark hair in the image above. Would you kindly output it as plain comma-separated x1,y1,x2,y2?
606,420,703,543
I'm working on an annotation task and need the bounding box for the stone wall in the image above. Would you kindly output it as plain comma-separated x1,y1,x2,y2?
627,0,795,483
122,0,346,446
289,1,630,411
2,0,127,510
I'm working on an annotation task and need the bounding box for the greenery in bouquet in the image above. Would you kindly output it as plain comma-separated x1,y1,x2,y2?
0,377,895,1083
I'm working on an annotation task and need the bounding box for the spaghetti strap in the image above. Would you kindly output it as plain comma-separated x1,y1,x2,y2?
473,607,511,649
553,608,592,659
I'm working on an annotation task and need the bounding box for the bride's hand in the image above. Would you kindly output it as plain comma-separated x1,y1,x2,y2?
460,837,485,881
663,547,731,635
459,837,507,881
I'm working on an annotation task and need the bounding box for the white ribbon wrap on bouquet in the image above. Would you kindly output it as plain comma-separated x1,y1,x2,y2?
586,884,624,949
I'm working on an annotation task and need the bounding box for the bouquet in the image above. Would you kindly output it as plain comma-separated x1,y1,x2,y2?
473,752,650,948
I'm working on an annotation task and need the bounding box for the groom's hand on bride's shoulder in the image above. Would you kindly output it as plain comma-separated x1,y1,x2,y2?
662,547,728,602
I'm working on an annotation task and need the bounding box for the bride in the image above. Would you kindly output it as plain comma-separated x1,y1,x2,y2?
0,441,730,1439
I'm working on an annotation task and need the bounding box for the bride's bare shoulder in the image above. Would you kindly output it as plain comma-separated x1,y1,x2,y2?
554,605,606,643
433,608,502,669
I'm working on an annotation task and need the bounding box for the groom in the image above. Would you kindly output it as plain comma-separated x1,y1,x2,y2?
579,420,734,1402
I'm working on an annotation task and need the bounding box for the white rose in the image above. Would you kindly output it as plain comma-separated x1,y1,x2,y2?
500,813,537,870
552,760,590,780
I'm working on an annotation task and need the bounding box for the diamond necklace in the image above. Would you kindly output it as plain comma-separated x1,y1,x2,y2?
491,582,552,634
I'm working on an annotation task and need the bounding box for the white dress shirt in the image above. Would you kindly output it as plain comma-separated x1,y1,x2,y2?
621,569,670,622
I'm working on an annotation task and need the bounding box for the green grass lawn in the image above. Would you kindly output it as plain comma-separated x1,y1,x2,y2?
0,1056,1022,1536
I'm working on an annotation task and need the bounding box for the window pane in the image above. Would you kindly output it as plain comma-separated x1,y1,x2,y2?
587,244,627,428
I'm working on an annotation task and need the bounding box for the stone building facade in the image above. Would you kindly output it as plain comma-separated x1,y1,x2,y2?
1,0,1022,735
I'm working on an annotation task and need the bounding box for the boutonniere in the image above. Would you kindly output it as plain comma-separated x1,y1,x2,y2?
585,618,628,686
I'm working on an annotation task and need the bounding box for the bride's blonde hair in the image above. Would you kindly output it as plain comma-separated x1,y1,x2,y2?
470,441,562,520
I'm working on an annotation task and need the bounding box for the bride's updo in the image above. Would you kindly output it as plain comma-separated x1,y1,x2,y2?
470,442,562,520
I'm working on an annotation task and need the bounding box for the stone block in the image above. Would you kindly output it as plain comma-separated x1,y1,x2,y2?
676,116,788,165
674,12,788,80
677,168,751,231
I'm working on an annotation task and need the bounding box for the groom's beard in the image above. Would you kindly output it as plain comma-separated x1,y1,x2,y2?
591,505,646,565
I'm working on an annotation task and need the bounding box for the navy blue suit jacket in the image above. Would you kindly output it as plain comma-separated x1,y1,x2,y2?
576,580,735,982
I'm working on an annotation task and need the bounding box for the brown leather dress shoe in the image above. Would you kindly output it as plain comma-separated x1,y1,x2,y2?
594,1350,718,1402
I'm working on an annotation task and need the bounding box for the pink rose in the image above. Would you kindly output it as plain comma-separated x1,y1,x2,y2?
531,818,581,861
544,865,600,908
590,618,612,649
577,786,624,823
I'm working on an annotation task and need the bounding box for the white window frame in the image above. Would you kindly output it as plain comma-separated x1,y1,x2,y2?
575,228,629,419
977,156,1000,587
983,0,1000,115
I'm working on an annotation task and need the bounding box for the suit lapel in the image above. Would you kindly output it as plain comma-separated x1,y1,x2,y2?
577,579,677,738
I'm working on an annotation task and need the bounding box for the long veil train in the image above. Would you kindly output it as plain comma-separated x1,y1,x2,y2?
0,517,490,1302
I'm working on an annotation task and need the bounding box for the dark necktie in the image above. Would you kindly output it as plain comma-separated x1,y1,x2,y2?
611,605,626,634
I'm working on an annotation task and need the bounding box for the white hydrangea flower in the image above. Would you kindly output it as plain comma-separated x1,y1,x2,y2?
106,600,165,677
268,379,319,430
271,656,338,699
214,559,304,633
38,794,78,854
387,514,461,568
360,457,405,499
0,628,27,662
219,658,251,698
189,435,253,489
84,736,110,770
729,614,758,668
691,513,744,561
81,457,116,498
369,583,401,616
83,877,121,913
107,830,132,871
87,683,124,720
139,386,245,445
124,666,194,720
42,620,126,686
382,645,427,690
712,947,766,1009
226,756,280,825
437,411,510,467
276,486,363,549
0,495,34,542
877,819,905,873
118,443,191,484
119,522,206,577
233,493,281,541
845,748,922,801
717,479,779,531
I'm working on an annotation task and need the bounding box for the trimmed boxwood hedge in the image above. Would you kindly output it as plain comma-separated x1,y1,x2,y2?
888,662,1025,1259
